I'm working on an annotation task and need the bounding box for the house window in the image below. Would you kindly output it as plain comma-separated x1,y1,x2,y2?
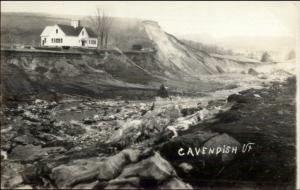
56,29,58,34
61,38,63,43
44,38,46,43
90,40,96,45
82,31,84,36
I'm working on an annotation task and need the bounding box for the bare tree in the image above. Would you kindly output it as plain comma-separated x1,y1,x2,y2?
286,50,295,60
89,8,112,49
261,51,271,62
2,33,15,48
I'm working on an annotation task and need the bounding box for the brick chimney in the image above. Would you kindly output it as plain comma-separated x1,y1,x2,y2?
71,20,80,28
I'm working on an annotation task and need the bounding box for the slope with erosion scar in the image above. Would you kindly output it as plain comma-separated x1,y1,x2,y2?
142,21,262,78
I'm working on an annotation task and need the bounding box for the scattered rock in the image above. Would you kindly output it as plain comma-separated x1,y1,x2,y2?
224,84,239,90
83,118,95,125
257,74,268,79
181,107,199,117
216,65,225,74
160,177,193,189
104,177,140,189
178,162,193,173
216,110,241,123
253,94,261,98
248,68,259,76
23,111,39,122
22,162,51,186
37,133,64,142
207,99,226,110
72,181,99,189
93,114,100,121
227,94,252,104
34,99,45,104
1,150,8,160
43,146,66,154
1,162,25,189
13,134,39,145
15,185,33,189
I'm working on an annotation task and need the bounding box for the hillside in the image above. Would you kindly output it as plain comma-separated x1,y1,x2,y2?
142,21,261,78
180,33,296,61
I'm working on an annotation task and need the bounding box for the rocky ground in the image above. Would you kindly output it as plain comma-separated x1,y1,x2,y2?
0,76,296,189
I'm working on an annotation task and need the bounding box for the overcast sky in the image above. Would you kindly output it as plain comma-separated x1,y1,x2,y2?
1,1,299,38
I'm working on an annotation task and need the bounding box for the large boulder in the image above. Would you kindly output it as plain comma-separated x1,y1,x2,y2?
117,152,177,181
160,131,219,161
202,134,241,164
104,152,183,189
51,158,104,188
160,131,241,180
9,144,48,162
97,149,142,181
50,149,143,188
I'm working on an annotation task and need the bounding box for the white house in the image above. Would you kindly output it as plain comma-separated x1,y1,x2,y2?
40,20,98,48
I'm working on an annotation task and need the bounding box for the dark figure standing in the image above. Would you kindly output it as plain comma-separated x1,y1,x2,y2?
157,84,169,98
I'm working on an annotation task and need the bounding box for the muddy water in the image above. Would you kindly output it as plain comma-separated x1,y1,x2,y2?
155,75,265,109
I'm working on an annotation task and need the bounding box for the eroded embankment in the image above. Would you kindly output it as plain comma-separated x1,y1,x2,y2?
1,49,262,102
1,49,162,101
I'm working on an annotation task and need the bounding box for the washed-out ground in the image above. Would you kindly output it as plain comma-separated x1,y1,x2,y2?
0,70,296,189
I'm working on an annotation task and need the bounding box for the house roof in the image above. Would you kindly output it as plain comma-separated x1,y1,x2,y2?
57,24,97,38
40,26,54,36
85,27,97,38
57,24,83,36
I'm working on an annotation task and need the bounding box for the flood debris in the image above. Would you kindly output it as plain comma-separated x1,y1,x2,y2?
1,77,296,189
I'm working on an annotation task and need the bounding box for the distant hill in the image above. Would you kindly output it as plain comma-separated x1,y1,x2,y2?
179,33,296,61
